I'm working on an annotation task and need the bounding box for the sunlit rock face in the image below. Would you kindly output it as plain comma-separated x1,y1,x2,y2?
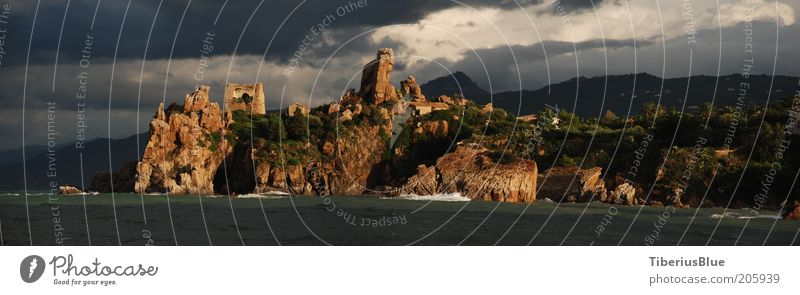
402,146,538,204
134,85,232,195
359,48,398,106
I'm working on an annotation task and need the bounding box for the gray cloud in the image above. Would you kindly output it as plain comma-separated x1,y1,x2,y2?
2,0,554,67
0,0,798,151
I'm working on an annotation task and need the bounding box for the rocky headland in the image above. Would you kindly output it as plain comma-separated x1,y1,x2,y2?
91,48,800,220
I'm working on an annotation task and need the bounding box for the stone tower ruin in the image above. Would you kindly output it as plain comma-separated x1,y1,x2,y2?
224,82,266,115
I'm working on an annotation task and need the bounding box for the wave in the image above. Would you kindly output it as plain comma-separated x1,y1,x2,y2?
395,192,471,202
235,192,290,199
710,212,781,220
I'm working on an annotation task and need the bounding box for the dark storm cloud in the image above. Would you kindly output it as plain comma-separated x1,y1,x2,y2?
553,0,608,13
2,0,549,67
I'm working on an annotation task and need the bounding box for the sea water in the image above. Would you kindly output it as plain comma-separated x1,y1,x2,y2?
0,193,798,246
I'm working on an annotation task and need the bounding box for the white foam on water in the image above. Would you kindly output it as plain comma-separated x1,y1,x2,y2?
542,198,554,203
710,212,781,220
235,193,289,199
395,192,471,202
261,191,290,196
61,192,99,196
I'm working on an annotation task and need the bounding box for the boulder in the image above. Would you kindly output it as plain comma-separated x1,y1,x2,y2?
327,103,341,114
58,185,83,195
438,95,453,104
400,75,425,101
338,109,353,122
414,120,449,136
481,103,493,114
340,88,361,105
402,165,437,196
611,182,637,205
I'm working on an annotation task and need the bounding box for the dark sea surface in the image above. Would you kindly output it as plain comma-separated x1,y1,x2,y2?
1,193,798,246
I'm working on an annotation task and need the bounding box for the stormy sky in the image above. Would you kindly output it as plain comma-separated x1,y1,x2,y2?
0,0,797,150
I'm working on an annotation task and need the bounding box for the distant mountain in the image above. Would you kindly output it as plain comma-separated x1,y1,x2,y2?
422,72,799,117
0,133,148,191
0,145,48,166
420,71,491,102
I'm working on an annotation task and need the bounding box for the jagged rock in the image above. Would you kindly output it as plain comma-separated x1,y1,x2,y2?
322,141,335,156
359,48,398,105
340,88,361,105
666,187,685,208
402,165,437,196
481,103,493,114
537,166,605,202
134,86,231,194
353,104,363,115
414,120,449,136
785,201,800,220
328,103,341,114
400,75,425,101
611,182,637,205
58,185,83,195
245,126,386,195
401,146,537,203
338,109,353,122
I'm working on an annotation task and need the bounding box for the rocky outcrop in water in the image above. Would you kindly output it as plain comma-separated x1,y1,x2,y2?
134,86,232,194
90,161,138,193
401,146,537,203
58,185,83,195
96,48,550,206
785,201,800,220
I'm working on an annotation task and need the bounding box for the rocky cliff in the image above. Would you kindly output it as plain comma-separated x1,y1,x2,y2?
217,124,388,195
94,48,549,206
134,86,232,194
537,166,606,203
402,146,538,203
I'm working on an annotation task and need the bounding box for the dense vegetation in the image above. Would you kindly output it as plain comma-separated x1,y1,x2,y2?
225,90,799,208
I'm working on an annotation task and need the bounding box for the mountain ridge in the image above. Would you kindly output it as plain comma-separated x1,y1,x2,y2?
422,72,799,117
